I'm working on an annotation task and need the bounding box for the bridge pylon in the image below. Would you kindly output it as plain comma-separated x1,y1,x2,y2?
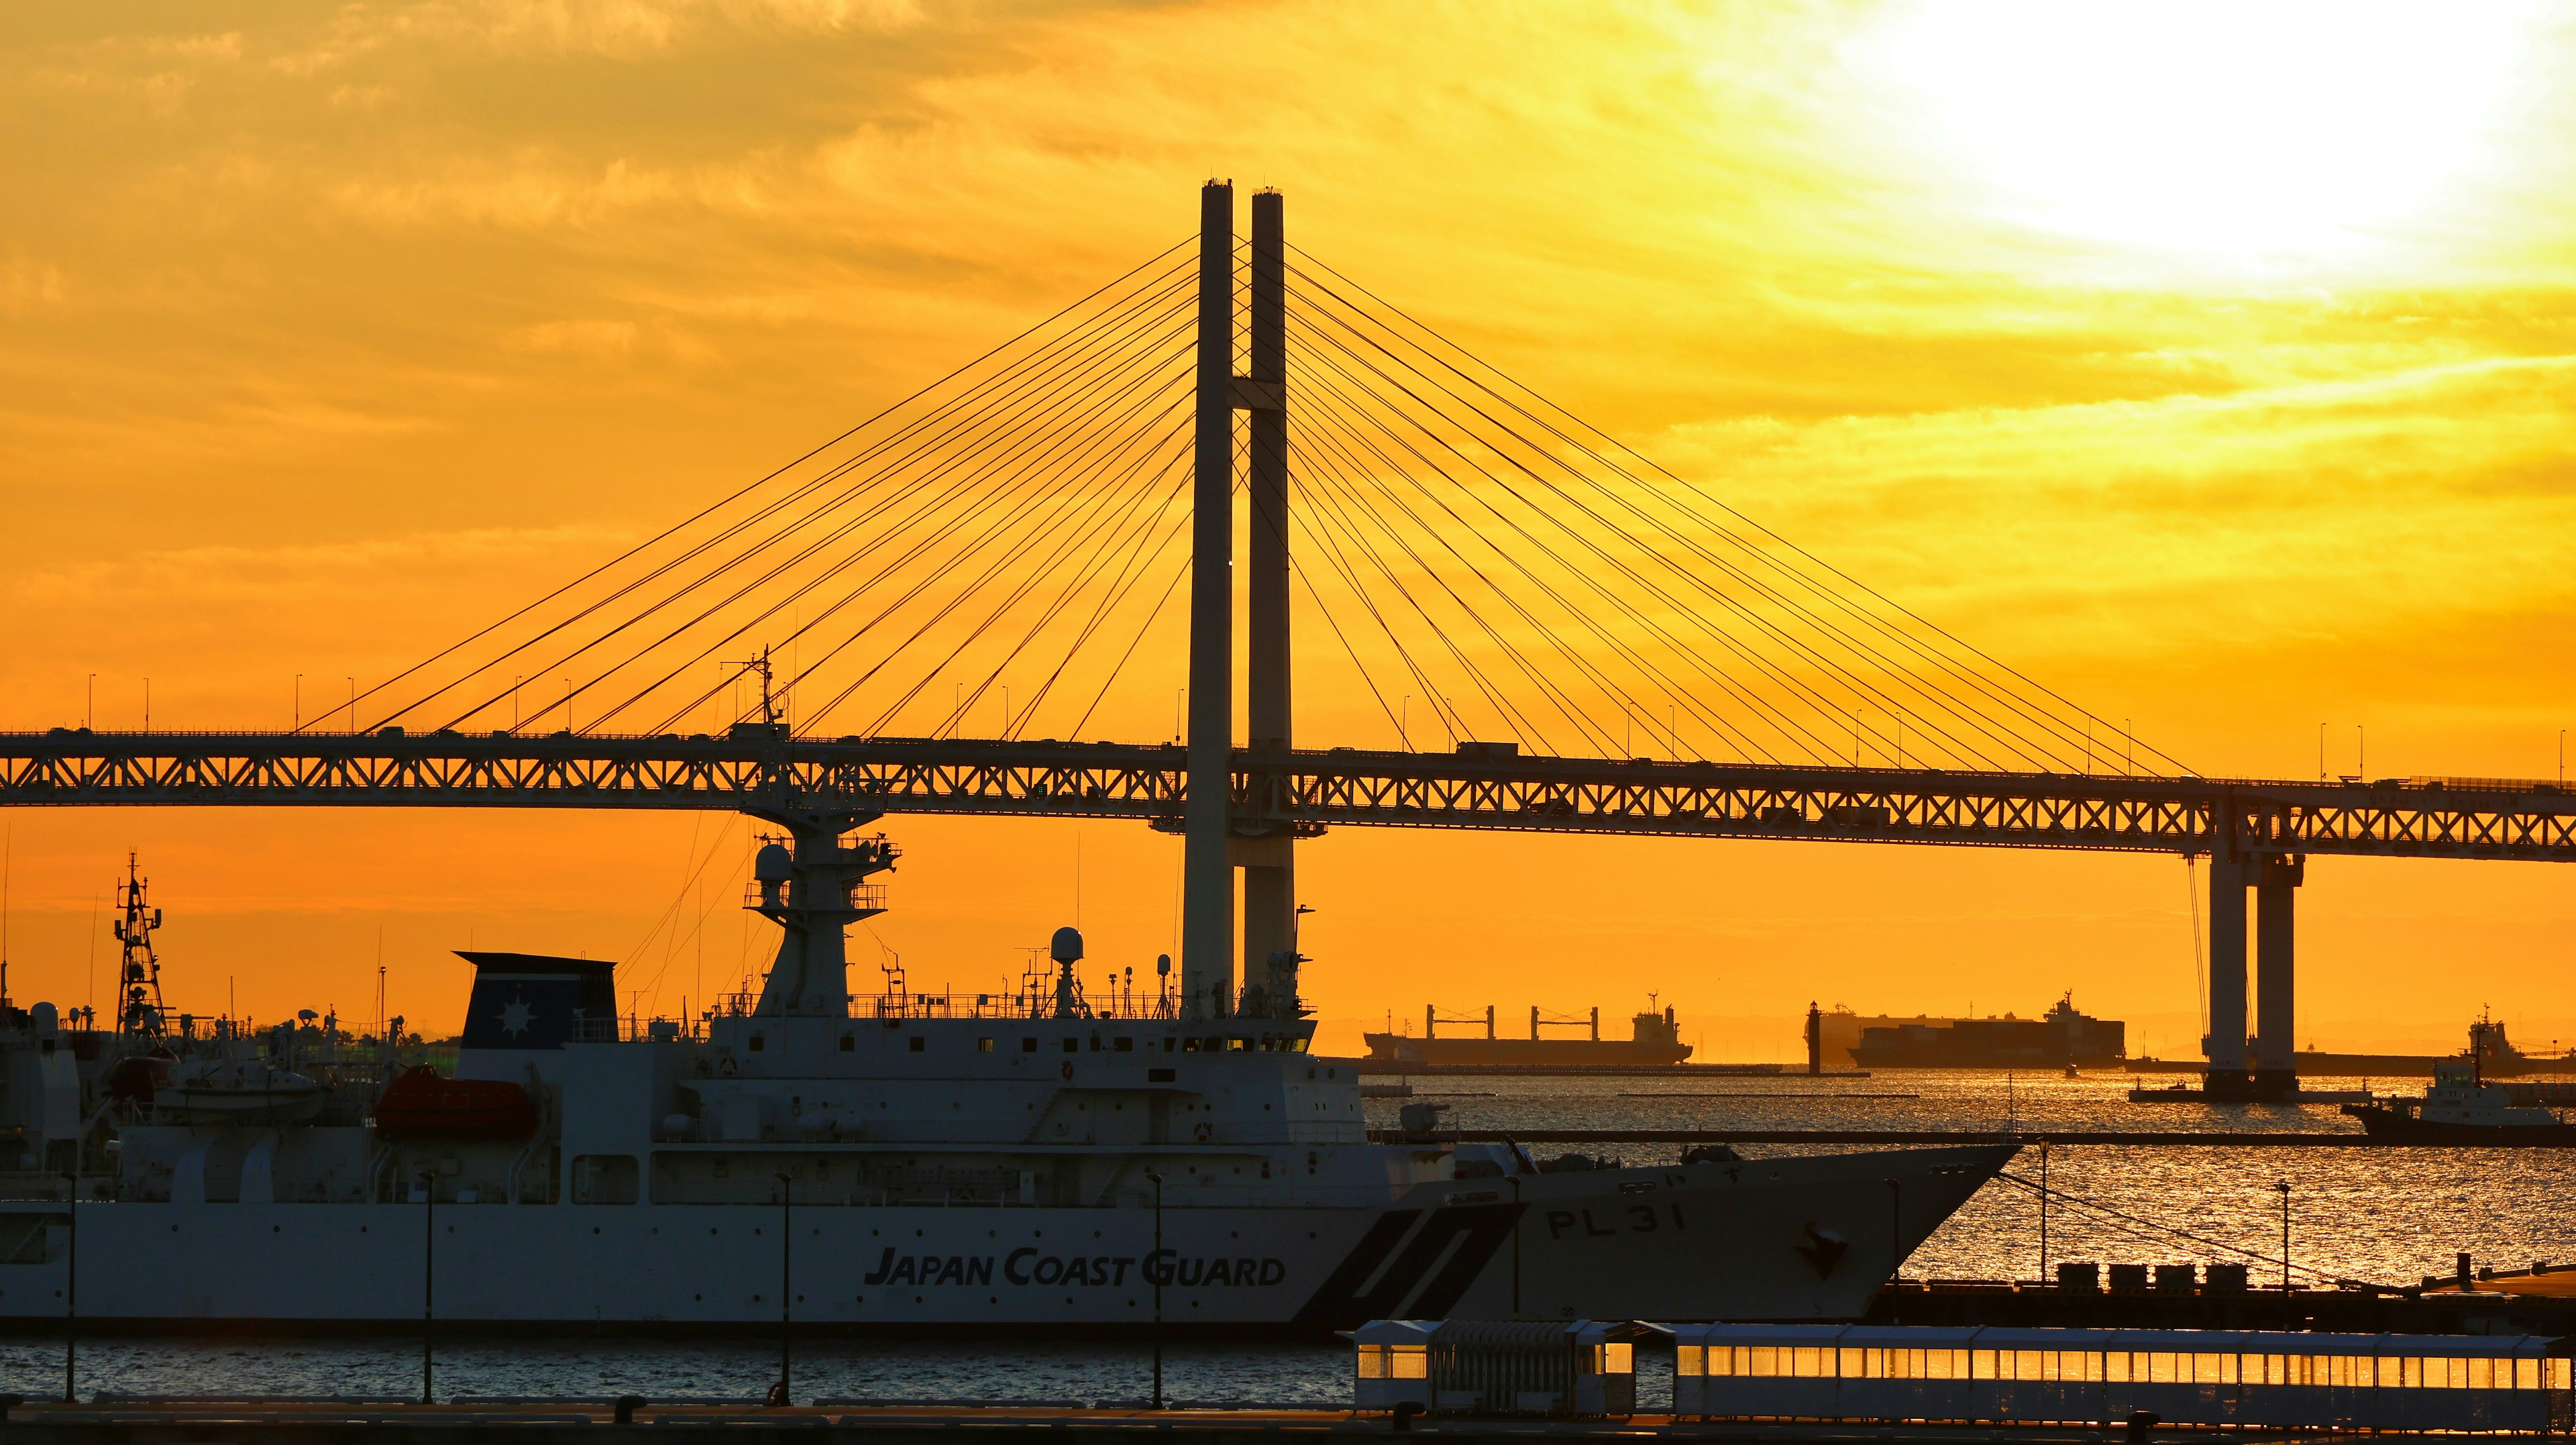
1181,181,1307,1023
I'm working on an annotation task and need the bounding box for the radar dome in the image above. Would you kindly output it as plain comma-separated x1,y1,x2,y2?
753,842,794,884
1050,926,1084,963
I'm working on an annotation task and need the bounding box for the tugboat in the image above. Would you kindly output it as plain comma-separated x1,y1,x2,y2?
2342,1061,2576,1143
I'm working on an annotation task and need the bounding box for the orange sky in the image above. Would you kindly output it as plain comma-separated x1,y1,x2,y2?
3,0,2573,1058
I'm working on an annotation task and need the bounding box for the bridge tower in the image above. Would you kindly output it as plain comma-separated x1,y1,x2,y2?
1239,186,1303,1019
1179,180,1237,1020
1180,180,1304,1022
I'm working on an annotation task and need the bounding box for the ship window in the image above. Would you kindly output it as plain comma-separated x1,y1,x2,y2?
1181,1038,1199,1053
978,1038,994,1053
1148,1068,1175,1083
1020,1038,1037,1054
1061,1038,1079,1055
908,1036,925,1053
1114,1037,1133,1052
572,1155,639,1206
839,1035,854,1053
1163,1037,1177,1053
749,1034,765,1053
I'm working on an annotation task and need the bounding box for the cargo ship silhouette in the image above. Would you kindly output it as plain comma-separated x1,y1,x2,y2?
1361,999,1697,1068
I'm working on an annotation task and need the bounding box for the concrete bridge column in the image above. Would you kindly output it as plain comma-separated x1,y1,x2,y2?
2253,856,2304,1097
2204,859,2251,1098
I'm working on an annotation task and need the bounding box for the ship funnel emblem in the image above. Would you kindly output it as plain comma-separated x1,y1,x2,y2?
1794,1222,1847,1279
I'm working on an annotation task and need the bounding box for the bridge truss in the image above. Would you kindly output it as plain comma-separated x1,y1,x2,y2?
5,731,2569,863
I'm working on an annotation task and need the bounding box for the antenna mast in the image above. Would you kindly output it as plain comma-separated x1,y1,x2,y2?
112,850,167,1036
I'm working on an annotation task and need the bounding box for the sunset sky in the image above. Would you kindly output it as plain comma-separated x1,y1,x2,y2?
3,0,2573,1059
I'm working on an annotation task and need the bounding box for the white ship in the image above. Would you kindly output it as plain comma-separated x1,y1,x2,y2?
0,844,2010,1334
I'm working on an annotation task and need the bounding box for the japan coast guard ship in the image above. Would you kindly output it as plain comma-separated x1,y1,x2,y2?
0,834,2011,1334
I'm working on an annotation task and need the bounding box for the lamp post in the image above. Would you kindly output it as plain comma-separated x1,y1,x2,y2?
63,1169,77,1404
775,1171,793,1406
420,1168,435,1404
2037,1141,2049,1283
2275,1179,2292,1290
1505,1172,1523,1318
1144,1170,1164,1409
1884,1177,1902,1285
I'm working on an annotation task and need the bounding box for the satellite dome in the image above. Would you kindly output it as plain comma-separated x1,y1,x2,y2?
753,842,794,883
1050,926,1084,963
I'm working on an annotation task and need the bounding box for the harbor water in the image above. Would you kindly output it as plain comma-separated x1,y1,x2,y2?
3,1070,2565,1404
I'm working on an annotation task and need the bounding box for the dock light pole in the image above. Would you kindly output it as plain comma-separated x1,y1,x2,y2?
419,1168,435,1405
775,1172,793,1407
2275,1179,2292,1290
63,1169,76,1404
1884,1177,1902,1285
2037,1142,2049,1283
1144,1171,1164,1409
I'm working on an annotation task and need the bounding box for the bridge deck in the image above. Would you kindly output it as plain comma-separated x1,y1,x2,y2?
3,732,2569,861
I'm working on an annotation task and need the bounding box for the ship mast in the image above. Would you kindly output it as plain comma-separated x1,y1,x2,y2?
113,849,167,1036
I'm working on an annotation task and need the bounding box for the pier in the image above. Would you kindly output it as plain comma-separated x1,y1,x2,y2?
0,1399,2551,1443
1371,1128,2555,1146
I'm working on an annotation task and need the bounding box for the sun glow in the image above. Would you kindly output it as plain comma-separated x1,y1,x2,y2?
1850,1,2537,265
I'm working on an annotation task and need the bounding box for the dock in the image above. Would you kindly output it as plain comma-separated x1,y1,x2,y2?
0,1399,2532,1443
1375,1128,2482,1146
1352,1063,1803,1078
1870,1277,2576,1335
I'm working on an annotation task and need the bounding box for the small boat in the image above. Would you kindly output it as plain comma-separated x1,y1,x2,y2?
158,1055,327,1125
372,1063,537,1141
2341,1061,2576,1143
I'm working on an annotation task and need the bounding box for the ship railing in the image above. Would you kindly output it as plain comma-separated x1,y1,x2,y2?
846,989,1183,1022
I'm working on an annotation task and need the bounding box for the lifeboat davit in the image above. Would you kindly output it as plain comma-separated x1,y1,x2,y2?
372,1064,537,1141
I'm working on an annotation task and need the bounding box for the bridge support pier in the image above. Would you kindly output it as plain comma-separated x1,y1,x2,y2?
2253,857,2304,1097
2204,859,2252,1099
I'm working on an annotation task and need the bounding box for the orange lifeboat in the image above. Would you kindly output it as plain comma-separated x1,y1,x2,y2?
372,1063,537,1141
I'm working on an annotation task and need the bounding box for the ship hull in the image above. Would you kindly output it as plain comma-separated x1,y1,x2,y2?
2344,1105,2576,1145
0,1145,2009,1334
1359,1036,1691,1069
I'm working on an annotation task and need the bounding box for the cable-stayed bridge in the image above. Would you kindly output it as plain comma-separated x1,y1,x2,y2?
5,183,2570,1100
